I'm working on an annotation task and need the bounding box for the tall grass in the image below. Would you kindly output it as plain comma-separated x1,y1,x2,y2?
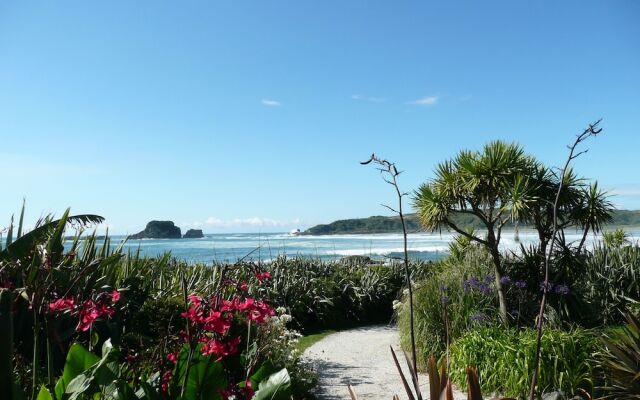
448,327,600,398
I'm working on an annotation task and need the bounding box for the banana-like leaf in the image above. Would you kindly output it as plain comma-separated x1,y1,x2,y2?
253,368,291,400
0,212,104,262
35,386,53,400
54,343,100,399
0,290,14,400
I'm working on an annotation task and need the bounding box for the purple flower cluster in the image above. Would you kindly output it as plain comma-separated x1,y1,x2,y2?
463,275,495,294
538,282,570,296
515,280,527,289
555,284,570,296
470,312,489,324
499,276,511,285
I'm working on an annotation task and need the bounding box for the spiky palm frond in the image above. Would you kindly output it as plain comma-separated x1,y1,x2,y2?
0,209,104,262
599,313,640,399
573,182,614,233
413,184,451,231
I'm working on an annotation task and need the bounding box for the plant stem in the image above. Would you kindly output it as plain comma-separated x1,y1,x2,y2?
528,120,602,400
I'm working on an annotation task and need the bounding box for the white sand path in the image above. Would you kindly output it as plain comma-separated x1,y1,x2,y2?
302,325,467,400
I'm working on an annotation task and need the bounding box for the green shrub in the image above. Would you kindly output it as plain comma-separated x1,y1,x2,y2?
597,313,640,399
449,327,601,398
578,243,640,325
398,244,497,364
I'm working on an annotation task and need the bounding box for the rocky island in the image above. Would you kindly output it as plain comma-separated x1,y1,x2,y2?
129,221,182,239
183,229,204,239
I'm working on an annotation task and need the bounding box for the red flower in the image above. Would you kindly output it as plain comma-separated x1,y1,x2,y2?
187,294,202,306
75,298,115,332
239,282,248,291
111,290,121,302
255,271,271,282
161,370,173,392
243,378,255,398
202,310,232,335
76,300,100,332
201,336,241,361
167,352,178,363
48,297,75,312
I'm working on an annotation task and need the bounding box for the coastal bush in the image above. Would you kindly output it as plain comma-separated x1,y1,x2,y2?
1,206,417,398
598,312,640,399
448,327,601,398
397,242,499,363
0,209,311,398
265,256,413,333
578,243,640,325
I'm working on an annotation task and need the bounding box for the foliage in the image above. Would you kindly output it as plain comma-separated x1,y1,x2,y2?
602,229,631,249
448,327,601,398
598,313,640,399
413,140,614,324
578,243,640,325
264,257,409,333
397,244,498,363
0,205,412,398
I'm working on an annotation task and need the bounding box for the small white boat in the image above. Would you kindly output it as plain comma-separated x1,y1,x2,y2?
290,229,301,236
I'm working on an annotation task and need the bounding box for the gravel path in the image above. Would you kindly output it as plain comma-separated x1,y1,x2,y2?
302,325,466,400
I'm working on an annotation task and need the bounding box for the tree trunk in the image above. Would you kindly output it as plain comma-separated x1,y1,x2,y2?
487,227,509,325
490,248,509,325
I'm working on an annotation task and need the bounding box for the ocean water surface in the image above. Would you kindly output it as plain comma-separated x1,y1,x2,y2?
104,228,640,264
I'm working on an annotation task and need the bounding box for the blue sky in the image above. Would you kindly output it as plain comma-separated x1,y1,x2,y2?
1,1,639,234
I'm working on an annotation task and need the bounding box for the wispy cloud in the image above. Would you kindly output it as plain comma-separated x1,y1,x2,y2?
261,99,282,107
605,184,640,209
351,94,386,103
407,96,439,106
609,185,640,197
188,217,301,229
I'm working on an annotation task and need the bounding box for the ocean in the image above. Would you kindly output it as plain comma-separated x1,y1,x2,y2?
104,228,640,264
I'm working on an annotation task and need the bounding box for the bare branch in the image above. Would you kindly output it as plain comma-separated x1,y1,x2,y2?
529,119,603,400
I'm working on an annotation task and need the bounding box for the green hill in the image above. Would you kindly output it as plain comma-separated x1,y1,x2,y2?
302,210,640,235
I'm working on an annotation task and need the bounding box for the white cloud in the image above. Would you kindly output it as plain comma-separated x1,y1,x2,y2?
188,217,301,229
261,99,282,107
351,94,386,103
407,96,439,106
609,185,640,197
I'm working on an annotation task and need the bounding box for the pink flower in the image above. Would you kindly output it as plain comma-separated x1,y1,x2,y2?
243,378,255,398
111,290,121,302
255,271,271,282
167,352,178,363
75,298,115,332
202,310,232,335
76,300,100,332
48,298,75,312
201,336,241,361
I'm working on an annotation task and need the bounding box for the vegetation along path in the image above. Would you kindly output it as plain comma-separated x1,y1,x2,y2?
302,325,466,400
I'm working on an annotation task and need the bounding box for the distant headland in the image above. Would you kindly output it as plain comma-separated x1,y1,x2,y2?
302,210,640,236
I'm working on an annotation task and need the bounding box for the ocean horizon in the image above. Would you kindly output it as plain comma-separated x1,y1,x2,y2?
88,228,640,264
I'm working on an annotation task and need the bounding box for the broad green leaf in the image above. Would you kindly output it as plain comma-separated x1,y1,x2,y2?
249,361,276,389
253,368,291,400
0,213,104,262
0,290,14,400
54,343,100,399
36,386,53,400
174,344,226,400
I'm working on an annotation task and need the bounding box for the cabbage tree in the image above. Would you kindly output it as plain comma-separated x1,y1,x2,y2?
413,141,535,324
